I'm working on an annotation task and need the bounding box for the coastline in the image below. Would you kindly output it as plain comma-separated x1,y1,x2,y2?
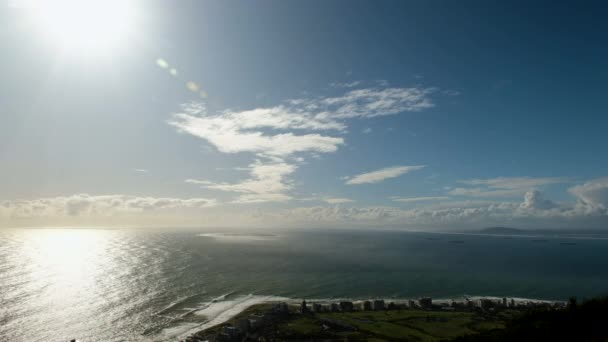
164,294,565,342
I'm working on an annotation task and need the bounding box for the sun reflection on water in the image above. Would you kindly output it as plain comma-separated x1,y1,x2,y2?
19,229,114,339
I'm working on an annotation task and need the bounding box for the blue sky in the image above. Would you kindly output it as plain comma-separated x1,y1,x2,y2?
1,0,607,229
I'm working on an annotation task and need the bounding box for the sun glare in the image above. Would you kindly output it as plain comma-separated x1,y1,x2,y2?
29,0,136,56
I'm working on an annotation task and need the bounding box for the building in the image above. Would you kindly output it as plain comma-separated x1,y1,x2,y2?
340,301,354,312
249,314,266,330
300,300,309,313
408,299,417,308
419,297,432,309
372,299,385,311
222,326,238,339
311,303,323,313
330,303,340,312
273,302,289,314
363,300,372,311
510,298,516,307
478,299,494,310
502,297,507,307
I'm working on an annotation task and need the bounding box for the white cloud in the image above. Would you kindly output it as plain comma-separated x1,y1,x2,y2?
0,194,217,219
519,190,557,210
251,189,607,229
346,165,425,185
449,176,569,198
569,177,608,211
170,112,344,157
447,187,525,198
362,127,372,134
186,161,296,203
330,81,361,88
133,168,149,173
3,185,608,229
391,196,450,202
173,85,437,203
324,197,355,204
460,177,568,189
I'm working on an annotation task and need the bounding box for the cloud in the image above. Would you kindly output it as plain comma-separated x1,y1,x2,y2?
323,197,355,204
569,177,608,211
449,176,569,198
173,85,437,202
4,185,608,229
170,112,344,157
251,189,607,229
447,187,525,198
362,127,372,134
186,161,296,203
330,81,361,88
519,190,558,210
460,177,568,189
134,168,149,173
346,165,425,185
0,194,217,219
391,196,450,203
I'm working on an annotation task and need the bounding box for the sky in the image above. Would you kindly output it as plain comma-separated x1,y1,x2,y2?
1,0,607,229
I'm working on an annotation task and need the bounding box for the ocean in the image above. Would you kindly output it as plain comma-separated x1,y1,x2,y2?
1,228,607,341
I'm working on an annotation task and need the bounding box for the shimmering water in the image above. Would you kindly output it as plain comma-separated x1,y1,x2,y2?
1,228,607,341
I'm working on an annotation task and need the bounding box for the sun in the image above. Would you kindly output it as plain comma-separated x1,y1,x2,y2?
28,0,137,56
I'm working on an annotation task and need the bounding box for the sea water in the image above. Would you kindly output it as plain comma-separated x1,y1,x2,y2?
1,228,607,341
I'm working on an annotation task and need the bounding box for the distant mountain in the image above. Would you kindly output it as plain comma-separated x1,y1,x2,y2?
479,227,524,235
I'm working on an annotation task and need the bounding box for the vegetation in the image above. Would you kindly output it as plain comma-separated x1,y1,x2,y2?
276,308,506,341
448,297,608,342
192,297,608,341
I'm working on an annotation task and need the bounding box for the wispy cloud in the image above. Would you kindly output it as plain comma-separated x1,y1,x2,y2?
459,177,568,189
449,176,569,198
172,85,437,202
186,161,296,203
346,165,425,185
134,168,149,173
391,196,450,202
324,197,355,204
330,81,361,88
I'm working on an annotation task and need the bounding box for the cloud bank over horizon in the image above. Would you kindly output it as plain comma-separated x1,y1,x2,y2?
2,177,607,229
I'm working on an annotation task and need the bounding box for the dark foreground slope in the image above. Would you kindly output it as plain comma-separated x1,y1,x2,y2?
449,297,608,342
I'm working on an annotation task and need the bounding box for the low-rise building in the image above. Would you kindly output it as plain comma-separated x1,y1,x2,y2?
478,299,494,310
311,303,323,313
372,299,385,311
419,297,432,309
363,300,372,311
340,301,354,312
272,302,289,314
248,314,266,330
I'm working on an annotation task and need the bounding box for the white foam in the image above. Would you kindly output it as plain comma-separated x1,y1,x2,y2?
152,294,287,341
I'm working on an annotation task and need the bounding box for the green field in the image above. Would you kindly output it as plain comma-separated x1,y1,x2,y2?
280,309,505,341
